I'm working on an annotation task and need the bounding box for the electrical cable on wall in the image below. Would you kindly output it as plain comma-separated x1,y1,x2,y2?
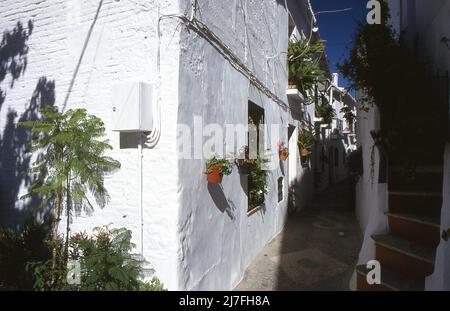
156,3,290,111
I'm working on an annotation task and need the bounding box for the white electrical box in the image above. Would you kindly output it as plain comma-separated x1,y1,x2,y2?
112,82,153,132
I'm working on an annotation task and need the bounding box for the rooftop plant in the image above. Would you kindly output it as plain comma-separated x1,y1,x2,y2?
316,102,336,125
288,38,326,95
340,105,355,126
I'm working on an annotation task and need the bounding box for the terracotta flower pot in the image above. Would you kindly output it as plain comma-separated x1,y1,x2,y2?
300,148,310,157
280,150,289,161
207,164,223,184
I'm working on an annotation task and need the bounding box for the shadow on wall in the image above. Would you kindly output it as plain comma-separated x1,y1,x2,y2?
288,165,314,214
207,183,237,220
0,21,33,110
0,21,55,228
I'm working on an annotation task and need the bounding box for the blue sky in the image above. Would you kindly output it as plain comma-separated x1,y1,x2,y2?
310,0,368,89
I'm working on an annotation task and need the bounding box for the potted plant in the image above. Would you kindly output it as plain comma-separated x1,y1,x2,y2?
287,38,325,95
205,156,233,184
315,102,336,125
277,141,289,161
298,129,315,157
345,147,363,184
235,146,257,175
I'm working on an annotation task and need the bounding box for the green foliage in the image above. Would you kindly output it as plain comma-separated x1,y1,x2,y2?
345,147,363,183
340,106,355,125
19,106,121,267
297,129,315,152
26,226,166,291
316,103,336,125
338,16,448,164
288,38,325,94
0,221,53,290
248,156,270,209
205,156,233,176
139,276,167,291
68,226,143,291
20,106,121,213
442,229,450,242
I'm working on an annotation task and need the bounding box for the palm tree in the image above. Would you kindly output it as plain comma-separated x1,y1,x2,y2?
20,106,120,266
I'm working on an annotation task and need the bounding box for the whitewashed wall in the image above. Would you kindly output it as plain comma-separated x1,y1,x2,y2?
176,0,316,290
349,103,388,290
427,144,450,290
0,0,319,291
0,0,182,289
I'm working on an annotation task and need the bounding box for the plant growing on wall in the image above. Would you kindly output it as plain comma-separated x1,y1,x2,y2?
340,106,355,126
443,229,450,242
316,102,336,125
345,147,363,183
297,129,315,156
248,156,270,210
205,156,233,184
288,38,326,95
19,106,121,266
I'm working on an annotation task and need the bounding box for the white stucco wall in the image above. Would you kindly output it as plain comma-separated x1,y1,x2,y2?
1,0,323,291
427,143,450,290
176,0,316,290
389,0,450,75
350,104,388,290
0,0,182,289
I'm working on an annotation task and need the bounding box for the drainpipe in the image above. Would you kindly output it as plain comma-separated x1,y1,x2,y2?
139,131,144,257
329,84,334,129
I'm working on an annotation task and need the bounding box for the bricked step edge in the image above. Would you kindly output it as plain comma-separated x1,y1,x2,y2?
389,191,442,215
386,211,441,247
373,234,436,279
356,264,424,291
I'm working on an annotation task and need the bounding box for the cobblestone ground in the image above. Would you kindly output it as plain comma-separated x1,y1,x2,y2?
235,181,362,291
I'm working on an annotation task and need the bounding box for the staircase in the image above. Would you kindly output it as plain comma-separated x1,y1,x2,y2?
356,165,443,291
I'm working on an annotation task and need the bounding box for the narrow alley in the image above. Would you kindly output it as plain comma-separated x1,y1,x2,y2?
235,181,362,291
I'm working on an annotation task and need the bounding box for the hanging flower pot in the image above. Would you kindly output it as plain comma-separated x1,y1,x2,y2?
298,130,314,158
277,141,289,161
205,156,232,184
300,148,310,157
279,149,289,161
235,146,256,175
207,164,223,184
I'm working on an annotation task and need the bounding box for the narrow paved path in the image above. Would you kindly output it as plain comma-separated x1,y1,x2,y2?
235,181,362,291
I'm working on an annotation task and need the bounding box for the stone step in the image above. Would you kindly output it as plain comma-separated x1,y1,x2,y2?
372,234,436,279
386,211,441,247
389,190,442,215
356,264,424,291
